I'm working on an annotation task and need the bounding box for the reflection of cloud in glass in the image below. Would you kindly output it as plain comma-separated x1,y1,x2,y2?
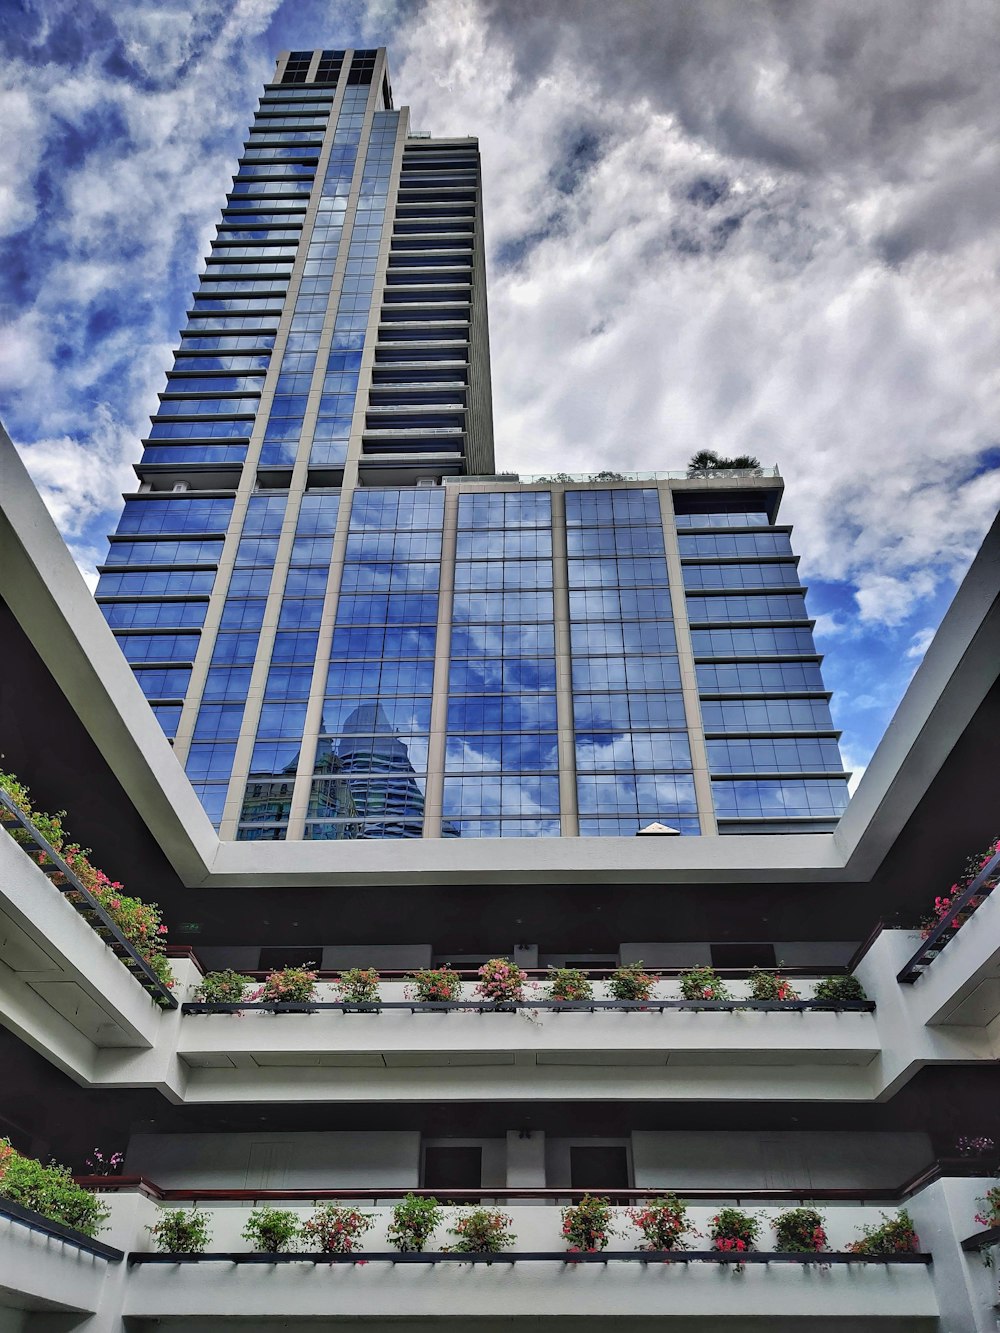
445,733,559,774
576,773,698,817
574,732,693,772
443,774,560,819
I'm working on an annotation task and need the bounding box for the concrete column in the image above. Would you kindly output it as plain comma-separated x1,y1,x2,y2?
659,484,718,835
422,485,458,837
506,1130,547,1189
284,480,357,837
172,69,353,769
550,488,579,836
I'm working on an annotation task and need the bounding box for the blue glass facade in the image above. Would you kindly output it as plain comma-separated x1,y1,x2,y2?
98,47,847,841
444,491,559,837
566,489,698,836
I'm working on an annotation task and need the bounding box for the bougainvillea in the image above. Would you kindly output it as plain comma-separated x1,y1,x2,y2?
847,1210,919,1256
548,967,594,1003
773,1207,827,1252
387,1194,444,1251
447,1208,516,1253
679,966,730,1000
920,836,1000,939
302,1204,374,1254
334,968,381,1005
0,769,173,999
748,968,800,1002
474,958,528,1003
259,965,318,1005
193,969,254,1004
628,1194,695,1250
974,1186,1000,1229
709,1208,760,1271
406,966,463,1003
607,962,657,1002
561,1194,615,1252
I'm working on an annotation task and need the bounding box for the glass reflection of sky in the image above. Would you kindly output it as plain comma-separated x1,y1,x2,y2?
445,491,558,833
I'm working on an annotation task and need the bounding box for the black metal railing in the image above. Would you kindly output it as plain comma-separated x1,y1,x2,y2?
0,789,177,1008
181,998,875,1015
961,1224,1000,1254
0,1197,123,1262
897,845,1000,983
127,1248,930,1266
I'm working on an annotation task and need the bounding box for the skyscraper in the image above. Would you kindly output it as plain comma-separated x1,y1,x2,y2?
96,46,848,843
2,41,1000,1333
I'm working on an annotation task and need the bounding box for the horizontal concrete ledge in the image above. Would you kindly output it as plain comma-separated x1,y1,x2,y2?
127,1249,932,1265
205,832,847,887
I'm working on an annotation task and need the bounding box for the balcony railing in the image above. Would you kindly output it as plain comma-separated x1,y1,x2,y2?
128,1248,930,1266
445,466,780,484
896,844,1000,983
181,998,875,1015
0,788,178,1008
81,1158,997,1205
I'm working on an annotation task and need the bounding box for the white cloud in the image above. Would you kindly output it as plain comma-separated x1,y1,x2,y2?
905,626,936,660
4,0,1000,767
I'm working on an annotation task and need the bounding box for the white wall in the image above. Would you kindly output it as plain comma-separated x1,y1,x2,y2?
125,1131,420,1188
632,1131,932,1189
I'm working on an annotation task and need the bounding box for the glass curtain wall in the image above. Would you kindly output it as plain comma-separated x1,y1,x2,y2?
443,492,560,837
566,489,699,836
309,488,443,839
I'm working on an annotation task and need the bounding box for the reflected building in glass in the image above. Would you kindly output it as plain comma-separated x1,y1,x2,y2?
96,47,849,841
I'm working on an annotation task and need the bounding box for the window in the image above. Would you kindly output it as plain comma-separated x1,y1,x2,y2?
281,51,313,84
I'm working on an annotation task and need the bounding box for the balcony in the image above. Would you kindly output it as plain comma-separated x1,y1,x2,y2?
0,1192,954,1325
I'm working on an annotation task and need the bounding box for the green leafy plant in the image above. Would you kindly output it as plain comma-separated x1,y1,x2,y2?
748,968,800,1002
334,967,381,1005
607,961,657,1002
561,1194,615,1252
847,1209,919,1256
406,966,463,1003
773,1207,827,1252
0,769,174,1000
193,969,253,1004
474,958,527,1003
387,1193,444,1251
547,966,593,1003
302,1204,373,1254
709,1208,760,1269
679,966,731,1000
242,1207,301,1252
260,965,318,1005
447,1207,516,1253
628,1194,695,1250
687,450,761,473
812,975,867,1003
0,1140,110,1237
147,1208,212,1253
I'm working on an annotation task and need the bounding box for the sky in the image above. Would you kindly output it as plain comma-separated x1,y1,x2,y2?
1,0,999,786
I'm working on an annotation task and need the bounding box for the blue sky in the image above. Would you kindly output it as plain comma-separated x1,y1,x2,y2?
2,0,999,786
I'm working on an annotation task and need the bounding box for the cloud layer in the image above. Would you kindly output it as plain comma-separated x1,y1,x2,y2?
2,0,998,769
